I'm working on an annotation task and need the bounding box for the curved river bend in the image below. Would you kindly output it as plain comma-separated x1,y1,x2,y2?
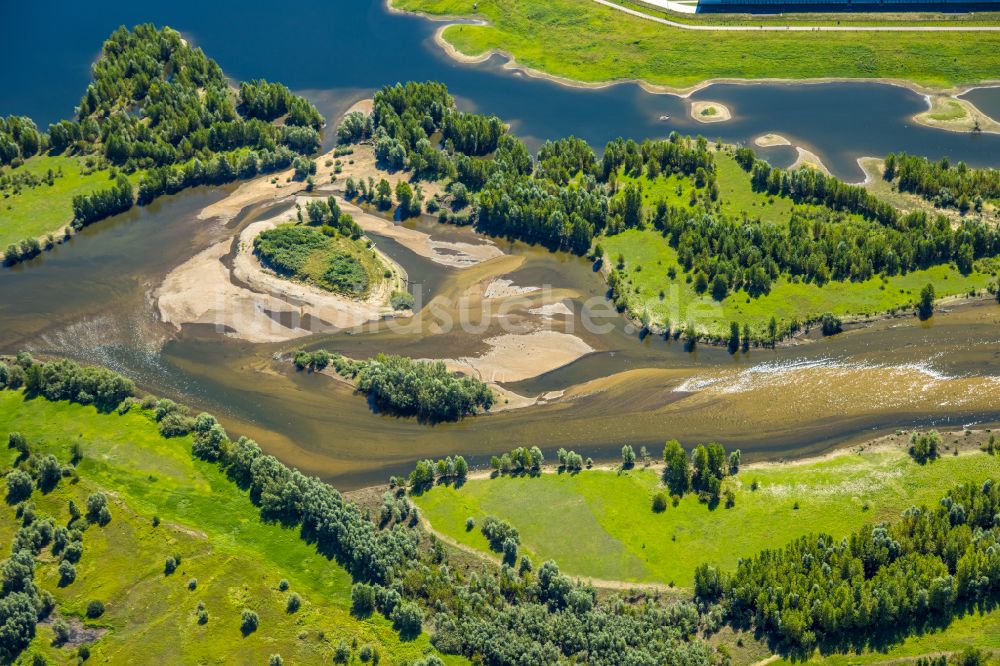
1,0,999,489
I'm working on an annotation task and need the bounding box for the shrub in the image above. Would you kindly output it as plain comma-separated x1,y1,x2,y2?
351,583,375,617
86,493,111,525
391,600,422,638
333,640,351,663
286,592,301,613
187,578,198,591
164,556,177,575
240,609,259,635
197,609,209,625
58,560,77,586
277,578,289,591
269,655,283,666
86,600,105,618
6,470,33,503
652,492,668,513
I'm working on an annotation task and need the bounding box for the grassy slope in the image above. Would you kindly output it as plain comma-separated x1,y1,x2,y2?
773,607,1000,665
0,391,458,665
0,155,141,249
392,0,1000,90
599,154,993,337
414,446,1000,587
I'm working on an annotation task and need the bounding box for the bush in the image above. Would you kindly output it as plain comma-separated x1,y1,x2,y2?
351,583,375,617
58,560,77,586
187,578,197,591
268,655,283,666
86,600,105,618
164,556,177,575
6,470,33,503
652,492,668,513
86,493,111,525
333,640,351,663
391,600,422,638
820,312,843,336
240,609,259,635
286,592,301,613
278,578,289,591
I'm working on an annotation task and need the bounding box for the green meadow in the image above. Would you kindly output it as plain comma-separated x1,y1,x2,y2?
414,445,1000,587
0,390,458,665
598,152,994,338
0,155,141,250
392,0,1000,90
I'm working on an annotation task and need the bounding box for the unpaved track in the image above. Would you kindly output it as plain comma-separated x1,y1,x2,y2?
594,0,1000,31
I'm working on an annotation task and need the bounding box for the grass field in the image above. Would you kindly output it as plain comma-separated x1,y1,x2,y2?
414,441,1000,587
392,0,1000,90
774,609,1000,666
0,155,140,250
0,390,457,665
598,152,995,338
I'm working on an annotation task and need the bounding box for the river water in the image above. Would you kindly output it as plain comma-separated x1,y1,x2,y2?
1,0,999,489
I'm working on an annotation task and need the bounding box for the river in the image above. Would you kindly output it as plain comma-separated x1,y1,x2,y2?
1,0,999,489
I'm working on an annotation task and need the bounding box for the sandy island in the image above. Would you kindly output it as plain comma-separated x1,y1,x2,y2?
916,93,1000,134
754,133,792,148
445,330,595,383
690,100,731,123
157,205,408,342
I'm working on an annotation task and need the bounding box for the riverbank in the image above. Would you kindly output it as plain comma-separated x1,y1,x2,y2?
410,426,1000,587
390,0,1000,98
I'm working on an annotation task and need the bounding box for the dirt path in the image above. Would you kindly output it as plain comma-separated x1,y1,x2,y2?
592,0,1000,31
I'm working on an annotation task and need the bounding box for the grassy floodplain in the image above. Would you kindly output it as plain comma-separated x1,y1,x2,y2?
0,155,142,250
599,152,995,338
414,439,1000,587
392,0,1000,90
0,390,453,665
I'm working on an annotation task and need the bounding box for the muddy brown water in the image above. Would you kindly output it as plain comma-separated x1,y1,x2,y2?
2,187,999,490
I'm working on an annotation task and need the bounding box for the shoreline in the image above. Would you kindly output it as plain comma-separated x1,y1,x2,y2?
393,0,1000,129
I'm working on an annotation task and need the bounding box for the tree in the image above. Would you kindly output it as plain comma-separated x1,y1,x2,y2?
58,560,76,586
391,600,422,638
454,455,469,480
910,430,940,464
395,180,414,218
286,592,301,613
351,583,375,617
5,470,33,504
662,440,690,495
529,446,544,472
728,321,740,352
820,312,842,336
86,492,111,525
652,492,668,513
0,591,37,661
919,283,935,319
86,600,105,618
240,609,259,635
621,445,636,468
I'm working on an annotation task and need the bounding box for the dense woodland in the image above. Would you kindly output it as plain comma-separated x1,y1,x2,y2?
1,356,998,664
2,24,323,266
884,152,1000,213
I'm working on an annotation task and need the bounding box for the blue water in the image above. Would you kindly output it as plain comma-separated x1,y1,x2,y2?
2,0,999,180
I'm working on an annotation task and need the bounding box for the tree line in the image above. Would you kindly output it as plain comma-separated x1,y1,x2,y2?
884,152,998,213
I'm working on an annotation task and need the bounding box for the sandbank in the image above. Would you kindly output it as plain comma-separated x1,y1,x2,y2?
789,146,831,175
754,133,791,147
690,100,731,123
445,331,595,383
915,93,1000,134
341,199,502,267
156,209,407,342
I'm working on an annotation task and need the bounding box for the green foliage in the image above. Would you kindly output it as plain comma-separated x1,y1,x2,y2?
723,481,1000,657
253,224,373,296
331,353,494,421
885,153,999,212
910,430,941,464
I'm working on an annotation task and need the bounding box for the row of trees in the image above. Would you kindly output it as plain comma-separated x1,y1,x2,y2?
330,353,495,422
409,455,469,490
